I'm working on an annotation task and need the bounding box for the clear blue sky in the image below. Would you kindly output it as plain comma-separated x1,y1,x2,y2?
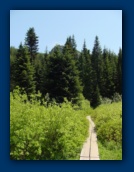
10,10,122,54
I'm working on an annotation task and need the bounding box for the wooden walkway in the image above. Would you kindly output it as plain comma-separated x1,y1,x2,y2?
80,116,100,160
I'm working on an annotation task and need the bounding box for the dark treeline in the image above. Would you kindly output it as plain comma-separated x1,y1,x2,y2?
10,27,122,108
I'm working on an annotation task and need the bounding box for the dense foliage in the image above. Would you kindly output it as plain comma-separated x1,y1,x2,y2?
90,102,122,160
10,88,89,160
10,27,122,107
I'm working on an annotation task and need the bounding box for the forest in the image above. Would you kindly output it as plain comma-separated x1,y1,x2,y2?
10,27,122,160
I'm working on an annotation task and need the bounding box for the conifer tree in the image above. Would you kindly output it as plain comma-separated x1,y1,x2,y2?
34,54,44,93
107,51,118,97
39,50,49,96
71,35,78,61
63,35,78,63
117,48,122,94
90,85,101,108
25,27,39,64
90,36,102,107
91,36,103,87
10,47,17,91
14,43,35,96
79,41,92,100
100,48,112,98
45,45,82,103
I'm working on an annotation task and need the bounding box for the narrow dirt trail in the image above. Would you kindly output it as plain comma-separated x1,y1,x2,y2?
80,116,100,160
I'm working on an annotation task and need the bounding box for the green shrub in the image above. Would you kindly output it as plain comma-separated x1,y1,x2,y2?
98,142,122,160
100,97,112,104
112,93,122,102
100,93,122,105
90,102,122,160
10,89,89,160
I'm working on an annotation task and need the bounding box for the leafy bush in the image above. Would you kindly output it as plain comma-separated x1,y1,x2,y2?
10,89,89,160
90,102,122,160
100,93,122,105
112,93,122,102
100,97,112,104
98,142,122,160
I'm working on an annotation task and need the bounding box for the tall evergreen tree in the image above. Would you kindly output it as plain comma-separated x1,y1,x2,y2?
78,41,92,100
71,35,78,61
34,53,44,93
14,43,35,96
39,50,49,96
107,51,118,97
25,27,39,64
90,36,102,107
45,45,82,103
90,85,101,108
100,48,113,98
63,35,78,63
116,48,122,94
10,47,18,91
91,36,102,86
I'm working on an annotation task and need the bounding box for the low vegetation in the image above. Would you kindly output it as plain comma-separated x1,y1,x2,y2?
10,88,89,160
90,102,122,160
